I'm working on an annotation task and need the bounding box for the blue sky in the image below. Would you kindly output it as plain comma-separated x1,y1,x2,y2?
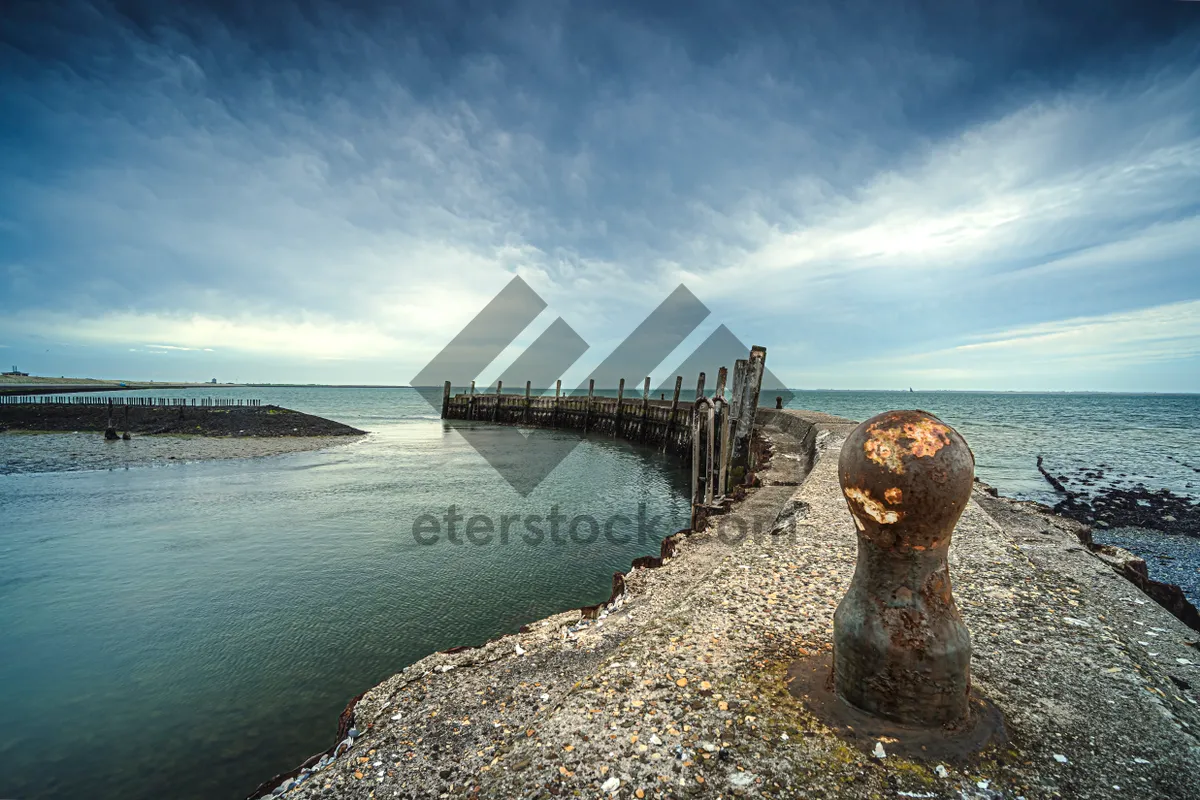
2,0,1199,391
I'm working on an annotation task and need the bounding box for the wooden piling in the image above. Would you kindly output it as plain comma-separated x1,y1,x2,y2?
691,405,702,510
705,401,716,505
717,370,732,498
524,381,532,424
639,377,650,441
442,381,452,418
730,346,766,484
730,359,747,422
615,378,625,436
584,379,595,432
663,376,683,451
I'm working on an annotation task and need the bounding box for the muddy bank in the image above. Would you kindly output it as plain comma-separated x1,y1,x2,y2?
255,409,1200,800
0,403,365,437
0,431,365,475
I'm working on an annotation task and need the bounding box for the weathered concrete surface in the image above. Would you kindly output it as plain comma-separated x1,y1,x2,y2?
269,409,1200,800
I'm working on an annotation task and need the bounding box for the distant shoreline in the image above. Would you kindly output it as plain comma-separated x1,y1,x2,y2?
0,380,241,396
2,377,1197,396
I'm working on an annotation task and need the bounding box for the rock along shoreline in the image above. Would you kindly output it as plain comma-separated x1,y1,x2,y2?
255,409,1200,800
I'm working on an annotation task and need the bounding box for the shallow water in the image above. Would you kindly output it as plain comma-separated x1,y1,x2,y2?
779,390,1200,509
1,387,1197,800
1090,526,1200,607
0,388,691,800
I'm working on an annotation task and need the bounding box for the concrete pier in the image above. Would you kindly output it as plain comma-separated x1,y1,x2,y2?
258,409,1200,800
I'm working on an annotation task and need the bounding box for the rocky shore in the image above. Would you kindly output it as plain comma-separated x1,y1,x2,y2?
256,409,1200,800
0,403,365,437
1035,456,1200,538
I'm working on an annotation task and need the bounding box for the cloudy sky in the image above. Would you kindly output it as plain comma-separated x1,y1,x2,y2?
2,0,1199,391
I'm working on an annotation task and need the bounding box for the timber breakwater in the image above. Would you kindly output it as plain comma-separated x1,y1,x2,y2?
440,345,772,523
253,353,1200,799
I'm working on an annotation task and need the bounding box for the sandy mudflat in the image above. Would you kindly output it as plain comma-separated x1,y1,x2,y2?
0,431,365,475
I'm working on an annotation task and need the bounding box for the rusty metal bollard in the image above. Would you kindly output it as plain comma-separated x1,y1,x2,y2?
834,410,975,727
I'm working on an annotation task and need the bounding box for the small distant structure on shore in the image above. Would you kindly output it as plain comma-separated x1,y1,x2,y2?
210,378,218,384
3,365,29,377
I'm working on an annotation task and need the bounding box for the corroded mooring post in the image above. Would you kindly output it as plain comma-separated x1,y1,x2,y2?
834,410,975,727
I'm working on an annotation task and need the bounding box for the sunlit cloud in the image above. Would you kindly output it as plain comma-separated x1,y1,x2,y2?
828,299,1200,390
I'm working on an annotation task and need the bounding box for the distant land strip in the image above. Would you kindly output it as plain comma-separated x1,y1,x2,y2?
0,403,365,437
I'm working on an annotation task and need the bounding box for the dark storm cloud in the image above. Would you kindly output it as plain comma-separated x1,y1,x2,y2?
1,1,1198,388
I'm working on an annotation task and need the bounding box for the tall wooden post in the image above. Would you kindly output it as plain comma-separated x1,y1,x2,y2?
664,375,683,451
691,404,703,511
705,401,716,505
441,381,452,418
730,359,747,423
690,373,707,509
553,379,561,427
615,378,625,436
715,367,731,497
524,380,532,424
583,378,595,433
640,376,650,441
467,380,476,420
730,347,766,485
493,380,503,422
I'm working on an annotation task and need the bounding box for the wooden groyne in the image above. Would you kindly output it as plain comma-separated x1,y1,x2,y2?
443,378,695,454
438,345,771,523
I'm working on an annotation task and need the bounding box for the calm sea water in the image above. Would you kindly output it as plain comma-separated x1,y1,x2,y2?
0,387,692,800
1,387,1197,800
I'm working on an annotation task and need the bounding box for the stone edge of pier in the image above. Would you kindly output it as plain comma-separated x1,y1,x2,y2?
255,409,1200,800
